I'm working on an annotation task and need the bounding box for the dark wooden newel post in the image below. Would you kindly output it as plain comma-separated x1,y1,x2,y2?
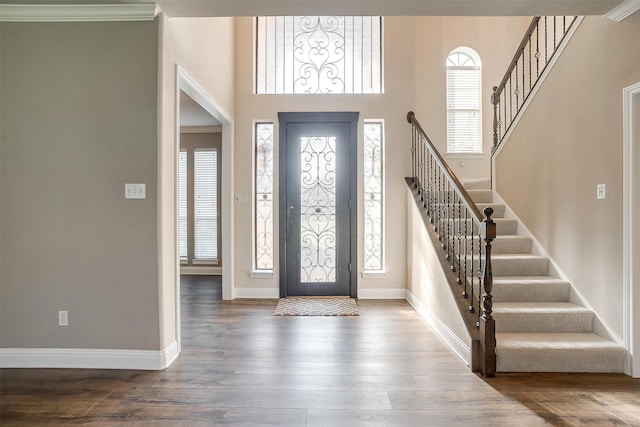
480,207,497,377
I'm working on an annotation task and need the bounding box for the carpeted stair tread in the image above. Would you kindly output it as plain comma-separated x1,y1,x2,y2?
480,276,570,302
437,176,623,372
476,202,506,217
496,333,626,373
462,178,491,190
493,302,593,333
467,189,493,203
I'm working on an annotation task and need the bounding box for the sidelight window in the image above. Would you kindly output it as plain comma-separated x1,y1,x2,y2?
254,122,274,271
363,120,384,271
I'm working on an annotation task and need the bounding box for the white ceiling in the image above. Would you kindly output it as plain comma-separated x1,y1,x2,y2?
180,90,221,127
0,0,626,16
152,0,624,17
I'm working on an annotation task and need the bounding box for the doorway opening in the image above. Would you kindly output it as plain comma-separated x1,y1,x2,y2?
278,112,358,298
175,66,234,355
623,82,640,378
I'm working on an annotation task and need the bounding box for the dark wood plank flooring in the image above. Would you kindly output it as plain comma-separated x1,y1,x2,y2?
1,275,639,426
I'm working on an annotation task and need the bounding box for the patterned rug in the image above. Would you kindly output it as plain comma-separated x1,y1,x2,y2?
273,297,359,316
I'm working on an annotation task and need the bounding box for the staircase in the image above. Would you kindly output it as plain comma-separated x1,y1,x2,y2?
463,178,626,373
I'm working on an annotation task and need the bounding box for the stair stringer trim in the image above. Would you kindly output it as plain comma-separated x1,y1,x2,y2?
490,189,624,347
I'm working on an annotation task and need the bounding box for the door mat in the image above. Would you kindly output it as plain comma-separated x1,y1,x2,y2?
273,297,359,316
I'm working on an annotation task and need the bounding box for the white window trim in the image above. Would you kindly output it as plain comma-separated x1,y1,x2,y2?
363,119,385,273
252,120,276,274
446,47,483,155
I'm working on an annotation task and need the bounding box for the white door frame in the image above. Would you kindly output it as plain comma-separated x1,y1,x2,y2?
175,65,235,352
623,81,640,377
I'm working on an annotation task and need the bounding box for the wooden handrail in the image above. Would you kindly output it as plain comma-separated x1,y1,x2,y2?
406,111,483,223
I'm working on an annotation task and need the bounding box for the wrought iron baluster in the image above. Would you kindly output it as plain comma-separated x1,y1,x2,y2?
476,223,483,322
444,180,450,254
412,125,416,186
419,137,424,207
545,17,548,63
528,34,532,94
462,207,469,297
470,220,475,313
536,23,540,77
455,194,462,280
515,62,520,110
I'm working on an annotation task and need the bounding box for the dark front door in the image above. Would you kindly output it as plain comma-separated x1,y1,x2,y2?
279,112,358,297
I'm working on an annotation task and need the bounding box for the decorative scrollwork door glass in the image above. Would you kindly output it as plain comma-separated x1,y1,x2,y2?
254,122,274,270
363,121,383,271
300,136,337,283
279,112,357,297
256,16,382,94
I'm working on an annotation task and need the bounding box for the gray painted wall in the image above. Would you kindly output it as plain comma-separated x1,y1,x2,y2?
0,21,161,350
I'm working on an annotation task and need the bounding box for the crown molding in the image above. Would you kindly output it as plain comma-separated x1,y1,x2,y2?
0,4,158,22
605,0,640,21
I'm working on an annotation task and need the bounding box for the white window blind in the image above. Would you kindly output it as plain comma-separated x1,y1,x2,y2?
256,16,382,94
178,151,188,259
446,50,481,153
194,149,218,260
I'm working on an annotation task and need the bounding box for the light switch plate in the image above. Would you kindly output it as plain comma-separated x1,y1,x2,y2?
125,183,146,199
596,184,606,200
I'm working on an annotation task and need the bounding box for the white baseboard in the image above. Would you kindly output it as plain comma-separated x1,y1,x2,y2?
406,290,471,366
0,341,178,370
234,287,280,299
357,288,407,299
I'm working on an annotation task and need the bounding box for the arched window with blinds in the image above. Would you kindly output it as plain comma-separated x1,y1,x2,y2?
446,47,482,153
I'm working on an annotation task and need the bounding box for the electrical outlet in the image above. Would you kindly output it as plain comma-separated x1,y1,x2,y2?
596,184,606,200
58,310,68,327
125,183,146,199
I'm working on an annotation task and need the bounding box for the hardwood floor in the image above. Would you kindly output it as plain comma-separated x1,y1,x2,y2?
1,275,639,426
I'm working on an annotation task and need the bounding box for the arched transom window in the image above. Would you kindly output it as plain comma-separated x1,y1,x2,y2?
446,48,481,153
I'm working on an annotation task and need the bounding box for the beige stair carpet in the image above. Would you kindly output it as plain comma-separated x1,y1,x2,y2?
460,178,625,373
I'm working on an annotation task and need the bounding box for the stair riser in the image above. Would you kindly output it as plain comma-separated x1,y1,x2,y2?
494,312,593,333
451,236,532,254
463,257,549,276
474,282,570,302
496,347,626,373
443,218,518,236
